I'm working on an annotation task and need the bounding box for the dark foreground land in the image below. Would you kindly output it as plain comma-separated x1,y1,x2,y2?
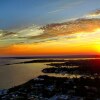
1,58,100,100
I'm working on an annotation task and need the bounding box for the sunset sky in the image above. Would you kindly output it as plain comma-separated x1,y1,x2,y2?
0,0,100,56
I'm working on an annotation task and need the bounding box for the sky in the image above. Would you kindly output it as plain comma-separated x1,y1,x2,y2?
0,0,100,56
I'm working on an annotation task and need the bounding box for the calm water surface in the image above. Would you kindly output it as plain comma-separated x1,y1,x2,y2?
0,58,97,89
0,58,48,89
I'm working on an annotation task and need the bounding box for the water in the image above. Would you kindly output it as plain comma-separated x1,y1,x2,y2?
0,58,67,89
0,58,48,89
0,57,99,89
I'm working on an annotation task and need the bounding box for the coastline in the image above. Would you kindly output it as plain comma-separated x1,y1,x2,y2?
1,58,100,99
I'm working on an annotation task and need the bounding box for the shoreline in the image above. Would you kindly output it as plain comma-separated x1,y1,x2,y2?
1,58,100,99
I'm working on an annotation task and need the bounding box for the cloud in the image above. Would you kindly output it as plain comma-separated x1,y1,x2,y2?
48,8,66,14
0,30,17,39
48,0,83,14
86,9,100,18
0,18,100,46
29,18,100,39
17,25,44,37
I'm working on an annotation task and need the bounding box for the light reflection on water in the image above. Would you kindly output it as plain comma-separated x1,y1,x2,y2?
0,58,97,89
0,60,47,89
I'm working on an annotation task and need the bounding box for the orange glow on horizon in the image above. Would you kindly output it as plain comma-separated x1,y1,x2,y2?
0,28,100,56
0,43,98,56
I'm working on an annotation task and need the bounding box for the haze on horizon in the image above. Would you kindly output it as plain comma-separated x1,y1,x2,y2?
0,0,100,56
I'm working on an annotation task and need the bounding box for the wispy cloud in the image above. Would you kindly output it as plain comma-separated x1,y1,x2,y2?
48,7,67,14
28,18,100,41
1,17,100,46
48,0,84,14
85,9,100,18
0,30,17,39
